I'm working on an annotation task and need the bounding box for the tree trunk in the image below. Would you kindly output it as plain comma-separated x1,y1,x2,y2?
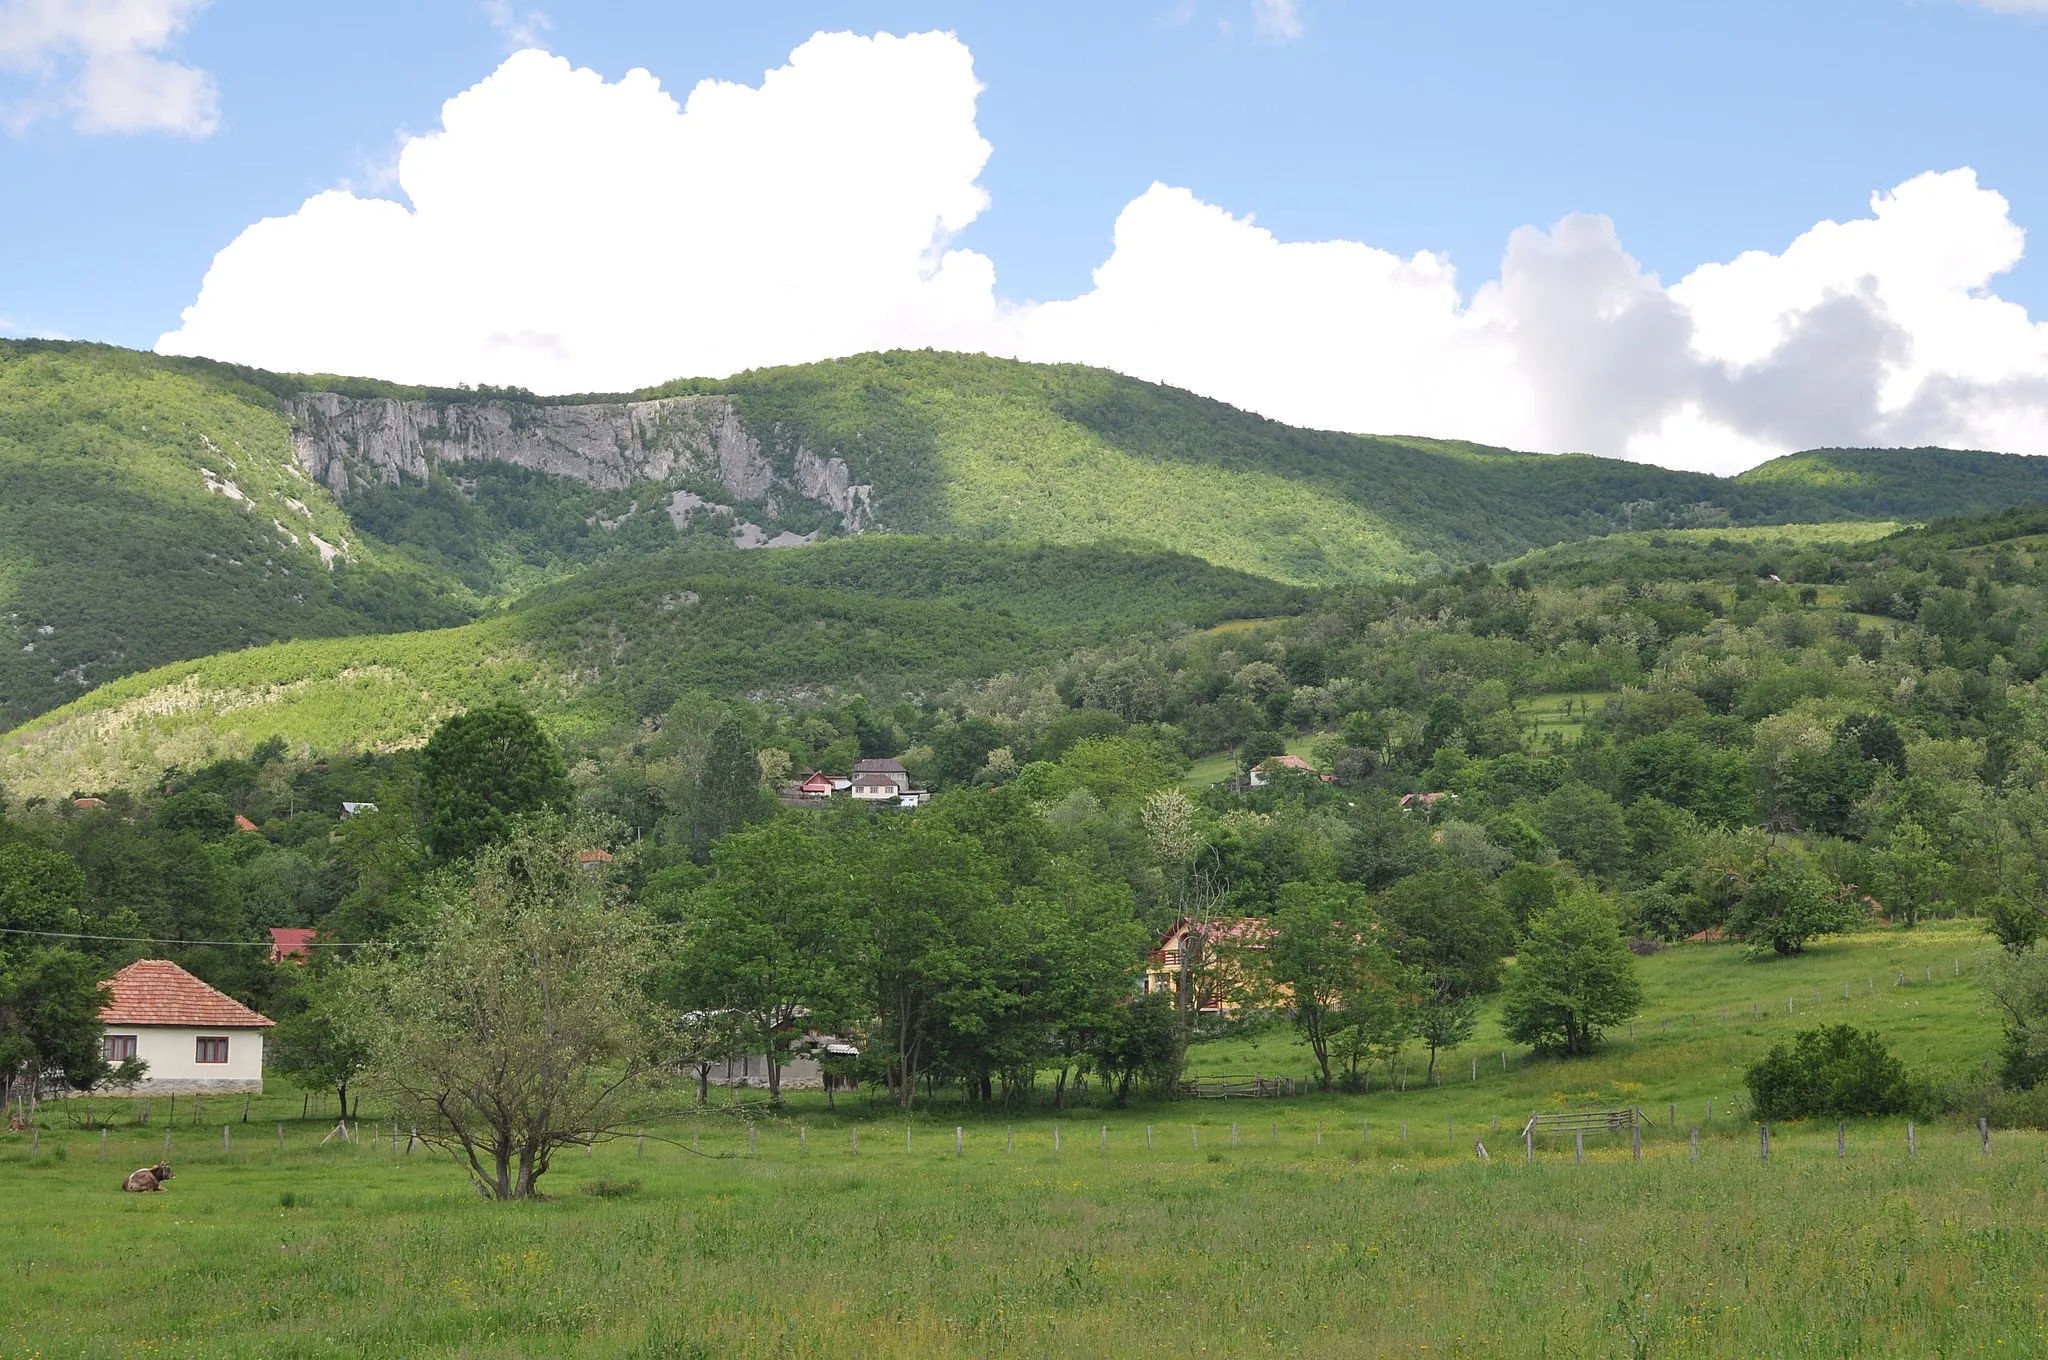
766,1051,783,1106
696,1064,711,1107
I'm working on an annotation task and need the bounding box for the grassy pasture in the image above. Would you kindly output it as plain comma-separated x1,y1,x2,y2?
4,923,2032,1358
1516,690,1610,745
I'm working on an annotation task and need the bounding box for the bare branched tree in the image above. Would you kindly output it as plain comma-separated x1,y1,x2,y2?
363,815,665,1201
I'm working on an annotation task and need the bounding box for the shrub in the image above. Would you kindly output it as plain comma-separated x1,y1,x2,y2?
1744,1024,1910,1120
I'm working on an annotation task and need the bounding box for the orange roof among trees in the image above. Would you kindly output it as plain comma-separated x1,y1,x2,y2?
99,960,274,1029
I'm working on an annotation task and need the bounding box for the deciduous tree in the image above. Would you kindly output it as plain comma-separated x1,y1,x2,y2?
1500,892,1642,1056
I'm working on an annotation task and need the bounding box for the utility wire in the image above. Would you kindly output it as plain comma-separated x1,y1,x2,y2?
0,925,376,949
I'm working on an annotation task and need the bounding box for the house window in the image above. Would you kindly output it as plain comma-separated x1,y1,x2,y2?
105,1034,137,1061
195,1036,229,1064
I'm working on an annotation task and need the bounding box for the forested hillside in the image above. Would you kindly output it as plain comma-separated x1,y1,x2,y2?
0,345,471,729
0,538,1299,798
11,508,2048,1080
12,338,2048,734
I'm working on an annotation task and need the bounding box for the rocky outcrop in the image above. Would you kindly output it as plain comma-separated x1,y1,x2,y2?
288,392,875,535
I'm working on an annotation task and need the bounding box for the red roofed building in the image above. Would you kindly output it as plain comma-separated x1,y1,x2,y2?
235,814,262,833
98,960,274,1094
268,927,318,963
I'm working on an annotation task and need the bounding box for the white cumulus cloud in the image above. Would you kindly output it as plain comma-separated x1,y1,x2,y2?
0,0,218,136
157,33,2048,474
1251,0,1304,42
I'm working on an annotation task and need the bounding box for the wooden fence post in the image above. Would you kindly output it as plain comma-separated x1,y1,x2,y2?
1838,1122,1845,1158
749,1126,756,1157
1907,1122,1916,1156
1574,1130,1584,1164
1401,1121,1407,1141
1690,1127,1699,1162
1192,1126,1199,1149
100,1127,108,1161
1760,1124,1770,1164
1471,1057,1477,1081
1146,1125,1153,1149
1007,1126,1014,1153
957,1127,964,1155
1103,1125,1109,1149
1231,1122,1238,1146
1981,1118,1990,1154
907,1127,913,1155
277,1123,285,1152
1525,1125,1533,1163
223,1125,231,1154
1632,1124,1641,1162
407,1128,418,1155
851,1126,858,1155
1054,1122,1061,1152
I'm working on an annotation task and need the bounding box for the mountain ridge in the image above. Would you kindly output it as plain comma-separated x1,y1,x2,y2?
7,338,2048,730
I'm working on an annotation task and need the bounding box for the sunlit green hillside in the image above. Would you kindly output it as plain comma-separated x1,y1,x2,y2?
0,538,1295,798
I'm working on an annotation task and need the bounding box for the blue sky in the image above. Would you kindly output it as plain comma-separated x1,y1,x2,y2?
3,0,2046,470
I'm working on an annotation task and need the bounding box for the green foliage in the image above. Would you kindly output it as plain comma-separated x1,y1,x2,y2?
360,814,659,1200
420,704,570,861
1744,1023,1912,1120
1500,892,1643,1056
661,819,856,1102
268,967,374,1117
1265,881,1379,1091
1727,858,1864,957
0,946,124,1092
0,341,471,728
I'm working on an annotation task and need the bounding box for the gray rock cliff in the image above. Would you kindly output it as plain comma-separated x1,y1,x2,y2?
288,392,875,536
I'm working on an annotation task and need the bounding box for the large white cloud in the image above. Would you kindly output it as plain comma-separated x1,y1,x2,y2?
158,33,2048,473
0,0,218,136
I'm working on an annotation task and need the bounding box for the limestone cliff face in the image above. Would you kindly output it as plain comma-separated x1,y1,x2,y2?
288,392,875,535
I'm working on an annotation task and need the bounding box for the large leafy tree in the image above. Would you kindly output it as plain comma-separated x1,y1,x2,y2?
859,816,1007,1110
664,819,856,1105
1,947,138,1101
1500,892,1642,1056
1728,857,1862,956
420,704,570,862
1375,867,1516,998
362,814,660,1201
1266,881,1385,1092
268,966,375,1118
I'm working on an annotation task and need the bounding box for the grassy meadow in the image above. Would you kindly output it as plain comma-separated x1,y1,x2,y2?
6,922,2039,1358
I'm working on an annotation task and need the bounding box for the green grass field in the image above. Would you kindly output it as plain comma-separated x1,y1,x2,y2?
1516,690,1610,746
4,923,2033,1358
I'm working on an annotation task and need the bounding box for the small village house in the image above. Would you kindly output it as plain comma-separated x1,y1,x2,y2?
1248,754,1334,788
98,960,274,1094
849,757,910,800
796,770,837,799
1141,917,1276,1015
267,927,317,963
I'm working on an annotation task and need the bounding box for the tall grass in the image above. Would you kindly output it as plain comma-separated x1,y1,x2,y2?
3,922,2031,1357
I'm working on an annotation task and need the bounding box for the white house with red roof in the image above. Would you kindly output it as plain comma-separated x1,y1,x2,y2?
98,960,275,1094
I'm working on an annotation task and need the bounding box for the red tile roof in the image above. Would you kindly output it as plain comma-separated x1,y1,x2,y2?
268,927,318,961
235,814,262,833
99,960,274,1029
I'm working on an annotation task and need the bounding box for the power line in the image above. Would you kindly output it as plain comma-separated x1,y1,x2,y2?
0,926,376,949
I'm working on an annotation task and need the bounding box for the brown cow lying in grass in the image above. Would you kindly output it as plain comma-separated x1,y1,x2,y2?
122,1163,174,1192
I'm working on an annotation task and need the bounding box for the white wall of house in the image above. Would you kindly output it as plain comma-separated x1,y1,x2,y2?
106,1026,266,1094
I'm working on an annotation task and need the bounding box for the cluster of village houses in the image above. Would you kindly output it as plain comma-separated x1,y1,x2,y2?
75,776,1455,1098
789,756,931,807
